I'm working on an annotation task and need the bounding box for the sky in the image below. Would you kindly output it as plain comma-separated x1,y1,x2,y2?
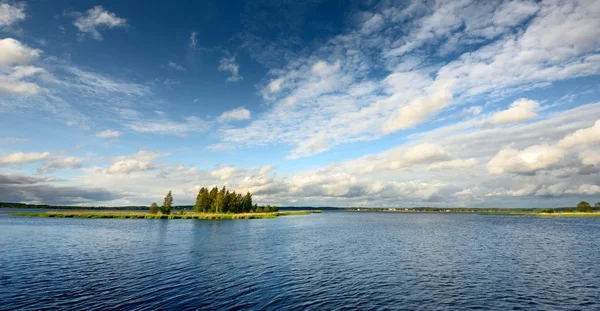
0,0,599,207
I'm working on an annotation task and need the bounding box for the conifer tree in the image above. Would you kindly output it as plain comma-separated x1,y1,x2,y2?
160,191,173,214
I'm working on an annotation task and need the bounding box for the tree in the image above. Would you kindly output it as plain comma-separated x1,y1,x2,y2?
264,205,271,213
149,202,159,214
160,191,173,214
596,202,600,211
577,201,592,213
194,187,206,213
208,187,218,212
243,192,252,213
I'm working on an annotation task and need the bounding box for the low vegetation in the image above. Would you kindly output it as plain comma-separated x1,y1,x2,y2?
9,187,318,220
10,210,319,220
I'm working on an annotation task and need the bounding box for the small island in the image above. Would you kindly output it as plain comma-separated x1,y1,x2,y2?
10,186,321,220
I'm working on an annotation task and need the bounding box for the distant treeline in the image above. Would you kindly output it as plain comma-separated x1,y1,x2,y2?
0,202,148,210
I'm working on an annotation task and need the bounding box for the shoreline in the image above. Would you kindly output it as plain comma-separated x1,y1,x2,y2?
9,210,321,220
481,212,600,218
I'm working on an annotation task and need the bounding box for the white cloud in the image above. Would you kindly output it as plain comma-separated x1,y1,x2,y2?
487,98,540,125
0,76,41,95
311,60,340,76
162,61,186,71
73,6,127,40
211,166,243,180
218,107,251,123
189,32,198,50
107,151,166,174
488,145,565,175
124,116,209,136
428,158,477,171
0,38,40,67
557,120,600,149
383,80,454,133
37,156,84,174
0,2,25,27
0,152,50,165
580,152,600,166
565,184,600,195
218,56,242,82
95,129,120,138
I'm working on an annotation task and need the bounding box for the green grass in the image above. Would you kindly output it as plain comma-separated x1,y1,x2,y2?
9,210,320,220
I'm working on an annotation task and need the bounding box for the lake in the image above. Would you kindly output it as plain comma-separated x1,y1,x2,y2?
1,210,600,310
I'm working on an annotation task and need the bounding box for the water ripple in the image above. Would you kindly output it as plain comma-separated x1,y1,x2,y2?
1,211,600,310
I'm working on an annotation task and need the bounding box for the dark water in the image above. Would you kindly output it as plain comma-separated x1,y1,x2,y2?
1,210,600,310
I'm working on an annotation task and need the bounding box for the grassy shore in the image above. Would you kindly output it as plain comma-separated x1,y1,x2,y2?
481,212,600,217
10,210,321,220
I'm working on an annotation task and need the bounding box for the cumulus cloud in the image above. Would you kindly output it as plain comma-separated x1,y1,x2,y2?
0,152,50,165
37,156,84,174
107,151,167,174
216,0,600,160
0,38,46,95
580,152,600,166
218,56,242,82
0,2,25,27
428,158,478,171
383,80,454,133
0,173,122,205
73,6,127,40
95,129,120,138
218,107,251,123
488,145,565,175
487,98,540,125
211,166,243,180
557,120,600,149
0,38,41,66
565,184,600,195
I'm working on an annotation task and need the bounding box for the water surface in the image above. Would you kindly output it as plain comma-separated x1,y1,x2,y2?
1,210,599,310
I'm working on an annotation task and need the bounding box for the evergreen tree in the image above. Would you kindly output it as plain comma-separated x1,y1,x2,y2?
213,187,226,213
160,191,173,214
208,186,218,212
236,193,243,213
243,192,252,213
194,187,205,212
223,189,231,213
149,202,159,214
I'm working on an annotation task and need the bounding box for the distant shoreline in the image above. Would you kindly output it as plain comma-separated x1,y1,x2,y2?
9,210,321,220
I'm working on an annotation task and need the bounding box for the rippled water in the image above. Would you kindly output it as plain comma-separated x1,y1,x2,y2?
1,210,600,310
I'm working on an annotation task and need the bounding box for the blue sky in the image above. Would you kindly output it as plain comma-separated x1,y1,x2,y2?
1,0,600,207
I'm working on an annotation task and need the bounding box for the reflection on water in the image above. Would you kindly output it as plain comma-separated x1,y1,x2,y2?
1,210,599,310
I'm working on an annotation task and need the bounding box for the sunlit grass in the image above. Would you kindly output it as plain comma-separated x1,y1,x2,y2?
10,210,321,220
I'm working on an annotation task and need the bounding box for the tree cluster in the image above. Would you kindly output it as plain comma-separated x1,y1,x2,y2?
576,201,597,213
193,186,256,213
148,188,278,214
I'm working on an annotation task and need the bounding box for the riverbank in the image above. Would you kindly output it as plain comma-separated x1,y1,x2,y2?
10,210,321,219
482,212,600,217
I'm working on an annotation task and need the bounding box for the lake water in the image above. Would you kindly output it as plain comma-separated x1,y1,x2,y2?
1,210,600,310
